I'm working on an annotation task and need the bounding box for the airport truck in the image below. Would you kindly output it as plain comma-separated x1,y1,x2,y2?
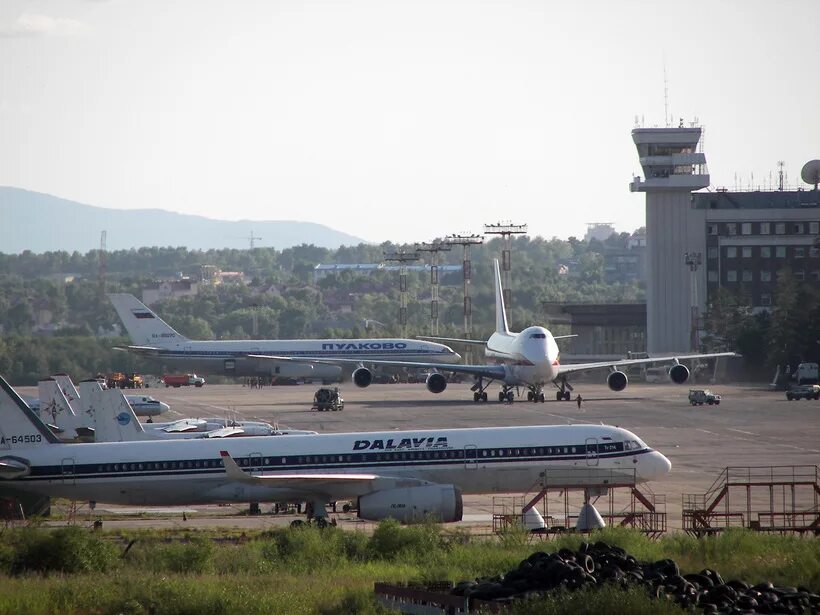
786,384,820,401
163,373,206,388
312,387,344,411
688,389,721,406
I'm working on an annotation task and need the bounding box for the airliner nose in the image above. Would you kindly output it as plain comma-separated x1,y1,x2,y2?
640,450,672,481
159,402,171,414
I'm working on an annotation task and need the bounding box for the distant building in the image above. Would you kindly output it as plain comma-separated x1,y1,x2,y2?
312,263,461,283
199,265,247,286
542,302,647,360
584,223,616,243
142,278,198,305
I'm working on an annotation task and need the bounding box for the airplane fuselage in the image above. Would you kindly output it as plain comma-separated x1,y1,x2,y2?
3,424,670,506
485,326,560,387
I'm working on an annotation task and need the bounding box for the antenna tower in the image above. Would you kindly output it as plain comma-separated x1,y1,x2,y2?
383,250,420,337
778,161,785,191
246,231,262,249
415,242,452,336
483,222,527,325
663,62,670,127
443,233,484,362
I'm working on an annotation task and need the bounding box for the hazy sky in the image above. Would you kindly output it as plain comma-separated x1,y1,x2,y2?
1,0,818,245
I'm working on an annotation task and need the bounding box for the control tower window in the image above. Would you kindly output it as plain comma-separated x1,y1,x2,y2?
727,271,737,282
708,224,718,235
775,223,786,235
742,247,752,258
760,222,770,235
727,223,737,236
741,223,752,235
761,247,772,258
761,271,772,282
795,248,805,259
794,223,804,234
726,247,737,258
810,222,819,235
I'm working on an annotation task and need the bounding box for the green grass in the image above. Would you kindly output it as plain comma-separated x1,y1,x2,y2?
0,524,814,614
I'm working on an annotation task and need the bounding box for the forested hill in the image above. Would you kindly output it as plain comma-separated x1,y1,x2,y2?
0,187,367,253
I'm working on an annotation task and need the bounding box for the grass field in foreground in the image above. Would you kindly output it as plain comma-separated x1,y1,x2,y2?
0,523,816,614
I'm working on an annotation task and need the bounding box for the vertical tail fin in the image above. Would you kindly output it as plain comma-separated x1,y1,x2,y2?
52,373,81,406
0,376,60,449
493,259,511,335
107,293,188,347
37,379,84,439
88,386,152,442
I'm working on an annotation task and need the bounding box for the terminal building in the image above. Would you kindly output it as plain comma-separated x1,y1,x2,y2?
630,126,820,353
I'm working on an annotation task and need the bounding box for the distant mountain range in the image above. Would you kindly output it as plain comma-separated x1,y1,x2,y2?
0,187,368,254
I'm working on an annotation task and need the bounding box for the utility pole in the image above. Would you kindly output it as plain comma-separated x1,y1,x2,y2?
383,251,420,338
443,233,484,363
98,230,107,306
415,242,452,336
684,251,702,352
483,222,527,324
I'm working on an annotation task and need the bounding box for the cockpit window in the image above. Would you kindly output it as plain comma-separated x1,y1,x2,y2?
529,333,546,339
623,439,644,451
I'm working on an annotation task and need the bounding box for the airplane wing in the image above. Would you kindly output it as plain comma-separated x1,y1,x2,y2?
248,354,507,380
219,451,430,498
160,420,206,433
203,427,245,438
414,335,488,346
556,352,739,377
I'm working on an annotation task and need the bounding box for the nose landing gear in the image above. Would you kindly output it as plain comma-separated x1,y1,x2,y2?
554,379,573,401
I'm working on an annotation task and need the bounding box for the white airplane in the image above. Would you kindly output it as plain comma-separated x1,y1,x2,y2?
108,293,460,382
0,375,671,523
255,259,737,403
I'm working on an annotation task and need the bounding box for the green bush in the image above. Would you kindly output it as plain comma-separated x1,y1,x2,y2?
367,518,443,561
511,585,687,615
10,526,118,574
150,536,215,574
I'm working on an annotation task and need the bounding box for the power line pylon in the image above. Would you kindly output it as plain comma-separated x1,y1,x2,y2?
483,222,527,325
415,242,452,336
383,250,420,338
443,233,484,363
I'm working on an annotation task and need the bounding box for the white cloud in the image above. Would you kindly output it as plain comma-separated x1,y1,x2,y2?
0,13,87,38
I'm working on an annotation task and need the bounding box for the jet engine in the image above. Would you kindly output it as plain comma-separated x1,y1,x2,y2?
668,364,690,384
425,373,447,394
352,367,373,388
607,370,628,392
358,484,463,524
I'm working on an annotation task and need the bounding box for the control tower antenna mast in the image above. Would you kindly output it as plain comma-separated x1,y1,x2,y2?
483,222,527,326
383,250,420,338
443,233,484,362
416,241,452,336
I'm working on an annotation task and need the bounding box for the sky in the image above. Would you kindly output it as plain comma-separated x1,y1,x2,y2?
1,0,818,246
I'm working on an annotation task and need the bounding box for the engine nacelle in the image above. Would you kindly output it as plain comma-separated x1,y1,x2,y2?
358,484,463,524
425,373,447,394
607,370,628,392
352,367,373,388
668,363,690,384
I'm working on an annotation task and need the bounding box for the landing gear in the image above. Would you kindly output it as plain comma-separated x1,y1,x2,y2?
526,388,546,403
498,386,514,403
471,378,493,403
554,379,573,401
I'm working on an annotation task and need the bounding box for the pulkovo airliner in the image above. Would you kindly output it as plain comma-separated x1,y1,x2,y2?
0,377,670,522
108,293,460,381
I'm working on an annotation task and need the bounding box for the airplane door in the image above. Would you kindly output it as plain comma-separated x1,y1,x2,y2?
249,453,263,475
464,445,478,470
585,438,599,467
61,458,75,485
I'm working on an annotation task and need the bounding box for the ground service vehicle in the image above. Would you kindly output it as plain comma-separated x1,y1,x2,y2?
688,389,721,405
786,384,820,401
163,374,205,388
105,373,127,389
125,373,144,389
312,387,344,411
795,363,819,385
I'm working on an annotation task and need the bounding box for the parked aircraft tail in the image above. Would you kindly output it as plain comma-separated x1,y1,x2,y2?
37,378,84,439
108,293,189,347
0,376,60,450
493,259,511,335
51,373,81,406
87,385,151,442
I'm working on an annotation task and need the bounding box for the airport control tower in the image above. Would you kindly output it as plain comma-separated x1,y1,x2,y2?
630,127,709,354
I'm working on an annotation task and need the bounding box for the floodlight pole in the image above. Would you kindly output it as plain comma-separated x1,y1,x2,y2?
416,242,452,336
483,222,528,324
443,233,484,363
383,251,420,338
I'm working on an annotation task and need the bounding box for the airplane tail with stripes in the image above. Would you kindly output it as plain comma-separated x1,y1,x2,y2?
0,376,60,451
108,293,189,347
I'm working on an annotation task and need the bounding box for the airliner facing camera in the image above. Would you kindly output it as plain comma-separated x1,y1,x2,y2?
252,260,736,402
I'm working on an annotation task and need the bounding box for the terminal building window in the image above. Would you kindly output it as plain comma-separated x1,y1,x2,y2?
742,247,752,258
742,270,753,282
761,271,772,282
811,247,820,258
727,270,737,282
726,247,737,258
761,246,772,258
811,222,819,235
760,222,771,235
795,271,805,281
776,246,786,258
708,247,718,259
727,223,737,236
795,247,805,258
708,270,718,282
811,271,820,281
775,223,786,235
794,223,804,234
760,294,772,306
708,224,718,235
741,222,752,235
